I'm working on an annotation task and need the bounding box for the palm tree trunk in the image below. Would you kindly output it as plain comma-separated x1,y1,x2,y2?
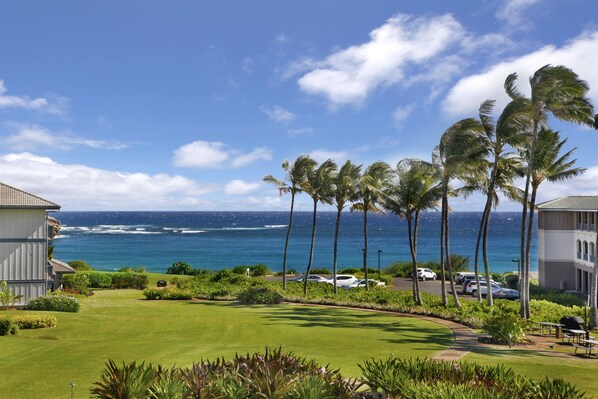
440,185,448,306
482,201,494,307
444,191,461,309
590,227,598,329
363,209,369,290
520,121,539,319
407,214,422,305
473,206,487,302
524,186,538,319
303,199,318,296
333,208,342,294
282,193,296,290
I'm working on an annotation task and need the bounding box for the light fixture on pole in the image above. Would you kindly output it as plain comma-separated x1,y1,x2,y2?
377,250,382,280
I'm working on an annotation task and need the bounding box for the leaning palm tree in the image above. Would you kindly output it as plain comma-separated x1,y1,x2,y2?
434,118,488,308
263,155,316,289
302,159,337,295
463,99,528,305
331,161,362,293
351,162,391,290
378,159,441,305
505,65,595,318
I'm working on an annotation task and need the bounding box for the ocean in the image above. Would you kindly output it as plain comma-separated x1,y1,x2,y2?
52,211,537,274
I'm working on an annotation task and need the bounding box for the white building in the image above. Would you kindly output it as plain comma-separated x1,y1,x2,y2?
537,196,598,293
0,183,61,305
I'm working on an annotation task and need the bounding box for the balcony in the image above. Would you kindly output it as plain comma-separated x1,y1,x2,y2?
584,254,589,261
577,223,582,230
591,255,596,263
577,252,582,259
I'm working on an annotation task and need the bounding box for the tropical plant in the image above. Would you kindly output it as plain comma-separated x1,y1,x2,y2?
351,161,391,290
504,65,595,319
330,160,362,293
67,259,94,271
379,159,441,305
264,155,317,289
166,262,194,275
0,280,23,310
301,159,337,295
91,360,154,399
461,99,527,304
434,119,487,308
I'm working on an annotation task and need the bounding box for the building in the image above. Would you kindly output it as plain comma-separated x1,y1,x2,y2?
0,183,61,305
537,196,598,293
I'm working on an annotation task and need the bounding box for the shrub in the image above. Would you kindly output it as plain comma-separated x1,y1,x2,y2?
67,260,94,271
249,264,270,276
111,273,148,289
0,318,18,336
144,288,193,300
91,360,154,399
0,280,23,309
237,287,284,304
27,295,80,313
10,314,57,329
211,269,235,282
482,304,527,346
339,268,361,274
166,262,194,275
232,265,248,274
62,273,90,294
384,261,412,277
83,272,113,288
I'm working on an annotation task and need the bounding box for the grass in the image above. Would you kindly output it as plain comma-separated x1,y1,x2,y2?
0,289,452,399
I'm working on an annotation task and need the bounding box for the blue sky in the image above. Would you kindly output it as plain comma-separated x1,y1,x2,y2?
1,0,598,211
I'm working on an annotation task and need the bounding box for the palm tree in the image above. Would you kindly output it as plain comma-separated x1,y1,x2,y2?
379,159,441,305
351,162,391,290
331,161,362,293
263,155,316,289
302,159,337,295
464,100,527,304
505,65,595,318
434,118,488,308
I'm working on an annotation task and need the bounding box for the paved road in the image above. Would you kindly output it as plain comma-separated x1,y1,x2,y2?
392,277,475,300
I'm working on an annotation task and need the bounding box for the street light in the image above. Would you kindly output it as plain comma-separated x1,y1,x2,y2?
377,250,382,280
512,259,521,290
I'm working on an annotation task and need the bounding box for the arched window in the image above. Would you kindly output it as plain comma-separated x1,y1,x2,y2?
577,240,582,259
584,241,589,261
591,242,596,262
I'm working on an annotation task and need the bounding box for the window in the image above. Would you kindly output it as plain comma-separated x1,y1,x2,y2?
577,240,582,259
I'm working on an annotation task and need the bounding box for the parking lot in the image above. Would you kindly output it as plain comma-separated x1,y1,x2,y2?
391,277,475,300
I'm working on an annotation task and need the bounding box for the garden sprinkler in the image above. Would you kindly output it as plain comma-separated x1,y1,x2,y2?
70,382,75,399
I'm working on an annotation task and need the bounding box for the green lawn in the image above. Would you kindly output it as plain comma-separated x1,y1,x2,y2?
0,289,452,399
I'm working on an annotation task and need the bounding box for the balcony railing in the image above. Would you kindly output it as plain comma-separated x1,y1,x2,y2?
591,224,596,231
577,252,582,259
584,254,589,261
577,223,582,230
591,255,596,263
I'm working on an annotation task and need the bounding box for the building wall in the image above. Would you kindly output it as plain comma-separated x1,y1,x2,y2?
0,209,48,305
539,260,576,290
538,211,576,230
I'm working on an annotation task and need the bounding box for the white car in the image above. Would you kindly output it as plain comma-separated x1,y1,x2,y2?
326,274,359,288
416,268,437,281
348,279,386,289
291,274,329,283
468,281,502,296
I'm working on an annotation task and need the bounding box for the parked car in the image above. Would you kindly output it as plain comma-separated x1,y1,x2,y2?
290,274,329,283
493,288,520,300
467,281,502,296
454,272,476,285
415,268,437,281
461,275,488,294
348,279,386,289
326,275,359,288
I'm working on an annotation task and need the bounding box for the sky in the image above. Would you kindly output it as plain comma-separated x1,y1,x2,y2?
1,0,598,211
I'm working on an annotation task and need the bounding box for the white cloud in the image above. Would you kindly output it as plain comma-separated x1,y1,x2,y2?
443,30,598,117
97,116,113,129
287,127,314,137
496,0,541,28
0,80,67,115
224,179,262,195
296,14,466,108
231,147,272,167
173,140,272,169
309,149,350,164
393,104,415,127
4,124,128,151
260,105,296,123
0,152,216,210
241,57,255,74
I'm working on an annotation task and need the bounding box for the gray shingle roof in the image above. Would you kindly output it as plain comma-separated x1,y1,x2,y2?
0,183,60,209
537,196,598,211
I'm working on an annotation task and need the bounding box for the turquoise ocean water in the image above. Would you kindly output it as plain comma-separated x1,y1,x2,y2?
52,211,537,274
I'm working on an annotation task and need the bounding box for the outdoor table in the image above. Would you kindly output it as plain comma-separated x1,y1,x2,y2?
575,339,598,357
535,322,565,337
563,329,587,343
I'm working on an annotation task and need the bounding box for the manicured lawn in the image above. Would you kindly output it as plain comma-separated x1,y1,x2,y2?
464,347,598,395
0,289,452,399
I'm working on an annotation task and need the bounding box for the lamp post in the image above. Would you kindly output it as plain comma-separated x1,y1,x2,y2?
377,250,382,280
512,259,521,290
